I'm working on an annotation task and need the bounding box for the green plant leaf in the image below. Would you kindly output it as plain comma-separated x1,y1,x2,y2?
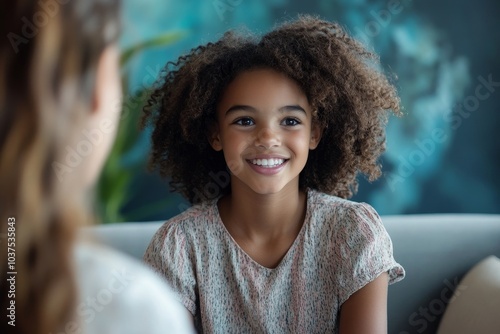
120,31,187,66
96,30,186,224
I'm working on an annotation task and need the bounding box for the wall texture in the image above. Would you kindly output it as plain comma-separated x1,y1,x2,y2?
103,0,500,222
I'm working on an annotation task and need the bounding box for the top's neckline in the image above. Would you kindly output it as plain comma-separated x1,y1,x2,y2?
211,189,313,272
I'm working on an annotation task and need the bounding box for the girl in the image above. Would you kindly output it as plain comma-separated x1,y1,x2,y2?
143,15,405,333
0,1,193,333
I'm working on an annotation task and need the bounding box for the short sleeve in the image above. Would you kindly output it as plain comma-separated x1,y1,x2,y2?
143,221,197,316
335,202,405,305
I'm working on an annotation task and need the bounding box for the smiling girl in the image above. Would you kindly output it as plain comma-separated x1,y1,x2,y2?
143,15,405,333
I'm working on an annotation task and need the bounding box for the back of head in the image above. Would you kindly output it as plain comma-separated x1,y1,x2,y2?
0,1,119,333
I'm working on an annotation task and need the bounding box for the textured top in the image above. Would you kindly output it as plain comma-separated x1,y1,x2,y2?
74,242,195,333
144,189,405,333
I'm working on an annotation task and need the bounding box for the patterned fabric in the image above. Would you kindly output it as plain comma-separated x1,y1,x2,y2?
144,189,405,333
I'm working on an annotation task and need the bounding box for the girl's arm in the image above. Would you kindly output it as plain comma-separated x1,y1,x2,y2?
339,272,390,334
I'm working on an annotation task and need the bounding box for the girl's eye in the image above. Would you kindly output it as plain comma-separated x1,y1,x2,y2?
282,118,301,126
234,117,254,126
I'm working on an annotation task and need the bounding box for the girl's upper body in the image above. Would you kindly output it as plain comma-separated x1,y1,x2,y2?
0,1,194,333
144,189,404,333
142,15,405,333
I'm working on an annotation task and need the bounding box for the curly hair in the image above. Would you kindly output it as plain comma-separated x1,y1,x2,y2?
143,15,401,204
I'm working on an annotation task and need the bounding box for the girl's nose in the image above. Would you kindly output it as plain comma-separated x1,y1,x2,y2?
254,127,280,149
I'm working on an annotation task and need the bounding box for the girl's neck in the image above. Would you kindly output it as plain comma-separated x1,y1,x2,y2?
218,182,308,242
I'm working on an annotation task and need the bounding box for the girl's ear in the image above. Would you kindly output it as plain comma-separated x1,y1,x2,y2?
208,122,223,151
309,123,323,150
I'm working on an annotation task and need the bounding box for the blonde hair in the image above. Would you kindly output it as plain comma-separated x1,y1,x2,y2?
0,1,119,333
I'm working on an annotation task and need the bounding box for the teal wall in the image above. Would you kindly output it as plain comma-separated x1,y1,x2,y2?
103,0,500,222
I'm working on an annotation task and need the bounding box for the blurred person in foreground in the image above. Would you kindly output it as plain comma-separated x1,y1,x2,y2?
0,1,194,333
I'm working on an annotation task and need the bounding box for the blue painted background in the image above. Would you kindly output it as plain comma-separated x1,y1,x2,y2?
107,0,500,222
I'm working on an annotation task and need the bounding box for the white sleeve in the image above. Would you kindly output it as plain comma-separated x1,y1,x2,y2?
74,242,195,334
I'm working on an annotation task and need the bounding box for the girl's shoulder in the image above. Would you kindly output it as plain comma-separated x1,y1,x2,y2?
154,199,219,239
168,200,216,223
308,189,378,215
307,189,383,232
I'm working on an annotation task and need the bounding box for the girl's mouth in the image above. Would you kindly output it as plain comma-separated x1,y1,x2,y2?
249,158,286,168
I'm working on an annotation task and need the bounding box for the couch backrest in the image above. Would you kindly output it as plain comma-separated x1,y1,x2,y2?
85,214,500,334
85,221,163,259
383,214,500,334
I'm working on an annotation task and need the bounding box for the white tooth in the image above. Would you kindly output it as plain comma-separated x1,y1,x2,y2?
250,158,285,167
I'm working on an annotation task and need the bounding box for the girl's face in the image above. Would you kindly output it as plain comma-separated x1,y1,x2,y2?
211,68,321,196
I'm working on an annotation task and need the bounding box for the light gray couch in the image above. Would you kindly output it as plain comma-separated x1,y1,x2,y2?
89,214,500,334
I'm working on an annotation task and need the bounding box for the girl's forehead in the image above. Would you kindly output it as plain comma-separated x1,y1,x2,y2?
218,68,310,107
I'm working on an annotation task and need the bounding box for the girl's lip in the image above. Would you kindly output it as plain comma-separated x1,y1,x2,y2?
247,154,288,160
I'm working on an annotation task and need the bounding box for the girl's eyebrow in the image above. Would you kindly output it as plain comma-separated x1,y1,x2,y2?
225,105,256,115
225,104,306,115
280,105,306,114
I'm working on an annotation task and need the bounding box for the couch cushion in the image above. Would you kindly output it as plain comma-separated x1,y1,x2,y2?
437,255,500,334
383,214,500,334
